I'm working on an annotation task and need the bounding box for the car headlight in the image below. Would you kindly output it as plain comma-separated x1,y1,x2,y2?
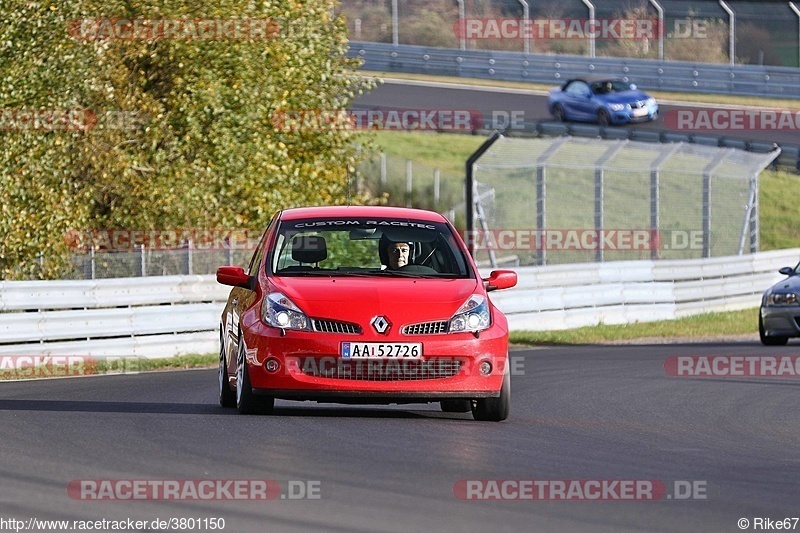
449,295,491,333
263,292,309,330
646,98,656,106
766,293,799,306
609,103,627,111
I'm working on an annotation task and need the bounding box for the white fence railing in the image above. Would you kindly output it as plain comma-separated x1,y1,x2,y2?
1,249,797,357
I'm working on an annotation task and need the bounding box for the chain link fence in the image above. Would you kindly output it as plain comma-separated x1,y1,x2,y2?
467,135,779,267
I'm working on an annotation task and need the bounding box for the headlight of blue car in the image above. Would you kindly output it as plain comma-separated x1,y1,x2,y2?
646,98,656,107
609,103,628,111
766,293,799,306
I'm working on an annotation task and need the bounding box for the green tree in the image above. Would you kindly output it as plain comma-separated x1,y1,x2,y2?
0,0,374,279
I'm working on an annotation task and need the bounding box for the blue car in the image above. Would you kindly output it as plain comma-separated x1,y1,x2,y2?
547,78,658,126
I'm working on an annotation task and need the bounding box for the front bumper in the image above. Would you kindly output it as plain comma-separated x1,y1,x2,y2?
241,322,509,399
761,305,800,337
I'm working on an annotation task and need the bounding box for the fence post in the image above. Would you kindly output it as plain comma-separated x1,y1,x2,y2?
392,0,399,46
91,245,96,280
140,244,146,277
434,169,440,206
406,160,413,207
188,239,193,275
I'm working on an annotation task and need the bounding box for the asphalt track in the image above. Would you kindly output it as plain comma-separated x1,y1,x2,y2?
353,79,800,146
2,341,800,532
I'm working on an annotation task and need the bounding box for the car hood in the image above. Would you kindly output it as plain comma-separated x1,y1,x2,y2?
601,90,651,104
269,276,481,326
766,274,800,294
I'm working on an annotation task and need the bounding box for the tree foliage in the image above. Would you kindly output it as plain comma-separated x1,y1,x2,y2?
0,0,374,279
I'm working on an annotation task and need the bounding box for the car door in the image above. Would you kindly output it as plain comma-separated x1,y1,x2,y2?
562,80,594,121
226,216,274,371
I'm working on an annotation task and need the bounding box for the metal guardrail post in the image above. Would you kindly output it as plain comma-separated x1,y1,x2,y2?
649,0,664,60
649,143,681,260
580,0,596,58
518,0,530,55
392,0,398,47
594,141,627,262
534,137,569,266
719,0,735,66
702,150,731,258
790,2,800,68
457,0,466,51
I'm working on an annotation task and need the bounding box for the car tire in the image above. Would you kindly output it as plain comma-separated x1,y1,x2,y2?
236,339,275,415
597,109,611,127
219,337,236,408
552,104,566,122
759,313,788,346
440,400,471,413
471,369,510,422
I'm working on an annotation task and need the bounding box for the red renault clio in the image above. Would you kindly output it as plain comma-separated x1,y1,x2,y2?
216,206,517,421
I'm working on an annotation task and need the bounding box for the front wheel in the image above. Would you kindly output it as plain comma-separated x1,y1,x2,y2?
759,313,788,346
236,340,275,414
472,369,510,422
597,109,611,127
219,339,236,408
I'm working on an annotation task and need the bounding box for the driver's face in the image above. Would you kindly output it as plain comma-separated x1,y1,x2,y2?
387,243,410,269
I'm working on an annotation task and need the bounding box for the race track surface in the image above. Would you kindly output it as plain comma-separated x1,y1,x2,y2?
1,341,799,532
353,80,799,146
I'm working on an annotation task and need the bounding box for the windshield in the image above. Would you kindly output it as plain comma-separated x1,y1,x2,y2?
591,80,633,94
269,217,471,278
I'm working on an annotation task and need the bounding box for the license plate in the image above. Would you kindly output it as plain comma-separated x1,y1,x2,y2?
632,107,647,117
341,342,422,359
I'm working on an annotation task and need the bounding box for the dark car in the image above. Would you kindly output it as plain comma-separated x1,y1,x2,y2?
547,77,658,126
759,263,800,345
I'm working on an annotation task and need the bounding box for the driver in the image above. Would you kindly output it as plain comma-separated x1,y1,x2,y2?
385,241,410,270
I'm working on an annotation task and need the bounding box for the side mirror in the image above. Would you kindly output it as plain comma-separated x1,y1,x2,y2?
216,266,254,289
484,270,517,292
779,266,795,276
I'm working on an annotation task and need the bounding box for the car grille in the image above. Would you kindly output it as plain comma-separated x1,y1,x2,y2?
299,358,463,381
311,319,362,334
402,321,449,335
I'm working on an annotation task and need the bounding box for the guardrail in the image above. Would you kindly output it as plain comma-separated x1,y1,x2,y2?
484,248,799,331
349,41,800,99
1,249,797,357
0,276,229,358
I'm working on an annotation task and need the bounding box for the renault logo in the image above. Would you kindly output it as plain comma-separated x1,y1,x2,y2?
371,316,391,334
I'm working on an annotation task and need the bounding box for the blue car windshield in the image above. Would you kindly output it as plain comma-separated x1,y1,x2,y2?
591,81,632,95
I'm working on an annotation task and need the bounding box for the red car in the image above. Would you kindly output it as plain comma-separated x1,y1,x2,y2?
216,206,517,421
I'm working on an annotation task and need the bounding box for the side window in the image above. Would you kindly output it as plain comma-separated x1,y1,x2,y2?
565,81,590,96
247,215,277,276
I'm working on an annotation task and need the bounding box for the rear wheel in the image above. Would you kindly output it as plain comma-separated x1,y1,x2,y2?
759,313,788,346
597,109,611,127
236,340,275,414
472,369,510,422
440,400,471,413
552,104,566,122
219,338,236,408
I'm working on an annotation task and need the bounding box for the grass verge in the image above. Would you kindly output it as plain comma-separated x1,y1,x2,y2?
0,353,217,381
510,308,759,345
